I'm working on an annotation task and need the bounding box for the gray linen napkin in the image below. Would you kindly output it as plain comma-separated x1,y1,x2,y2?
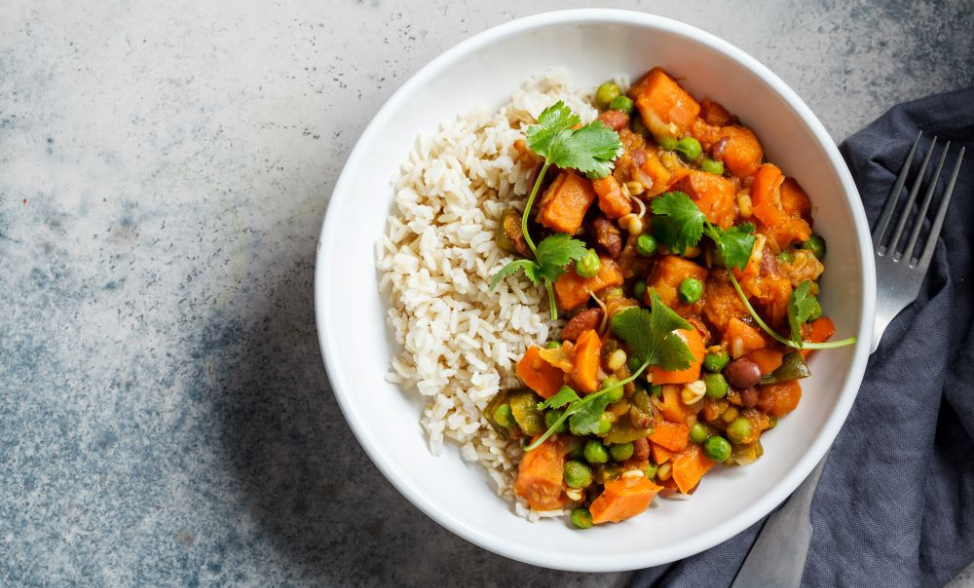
629,87,974,588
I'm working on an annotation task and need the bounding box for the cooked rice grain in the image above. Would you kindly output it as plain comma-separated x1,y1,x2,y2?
377,72,595,516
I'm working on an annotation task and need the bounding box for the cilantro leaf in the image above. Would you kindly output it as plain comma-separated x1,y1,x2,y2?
547,121,624,179
709,222,757,270
787,281,818,346
651,191,706,255
537,386,580,411
610,289,694,372
535,233,588,282
568,393,614,436
525,101,580,157
489,259,539,290
525,101,623,180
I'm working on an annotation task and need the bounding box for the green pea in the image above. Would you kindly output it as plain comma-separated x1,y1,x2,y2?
627,354,643,373
700,158,724,175
777,250,794,265
808,297,823,321
649,384,663,397
801,234,826,260
703,351,730,373
493,403,515,428
703,372,729,399
633,280,647,300
602,376,624,402
643,461,659,480
636,234,657,257
675,137,703,162
609,95,634,114
575,249,601,278
545,409,567,433
768,416,779,430
689,422,709,444
658,135,678,151
727,417,754,445
584,439,610,464
678,277,703,304
609,442,634,462
703,435,732,461
546,340,561,349
596,412,613,435
564,460,593,489
596,82,622,109
571,507,594,529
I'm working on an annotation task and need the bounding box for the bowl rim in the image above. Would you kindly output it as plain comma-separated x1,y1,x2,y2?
315,8,877,572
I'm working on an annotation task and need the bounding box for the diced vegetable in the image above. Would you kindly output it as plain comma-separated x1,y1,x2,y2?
780,177,812,218
801,317,835,359
537,172,597,234
724,317,767,358
646,255,709,313
716,125,763,178
651,328,705,385
509,391,546,435
516,346,565,399
746,347,785,375
628,67,701,137
648,420,690,452
515,437,566,510
756,380,802,417
651,442,675,464
568,329,602,394
671,170,738,229
671,444,717,494
760,352,810,384
592,176,632,219
589,476,663,524
652,383,688,422
553,256,624,311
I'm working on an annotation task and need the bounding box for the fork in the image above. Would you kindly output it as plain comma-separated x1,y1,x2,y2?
730,132,966,588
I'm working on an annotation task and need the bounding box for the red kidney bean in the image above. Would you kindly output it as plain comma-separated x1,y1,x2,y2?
724,358,762,388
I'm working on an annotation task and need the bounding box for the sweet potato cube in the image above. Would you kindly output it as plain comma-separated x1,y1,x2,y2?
629,67,701,136
554,257,624,311
672,169,738,229
590,476,662,524
515,437,566,511
537,172,596,234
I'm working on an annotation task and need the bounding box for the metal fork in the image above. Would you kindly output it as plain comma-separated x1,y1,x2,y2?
730,132,966,588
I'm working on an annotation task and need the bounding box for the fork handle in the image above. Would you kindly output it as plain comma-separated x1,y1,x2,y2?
729,456,827,588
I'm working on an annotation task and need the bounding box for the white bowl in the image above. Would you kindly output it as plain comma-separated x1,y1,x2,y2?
315,9,876,572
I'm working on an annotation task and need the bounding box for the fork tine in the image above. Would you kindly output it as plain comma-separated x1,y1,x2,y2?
888,137,937,259
916,146,965,270
902,141,950,263
873,131,922,250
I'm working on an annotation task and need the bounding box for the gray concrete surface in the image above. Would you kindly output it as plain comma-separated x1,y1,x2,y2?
1,0,972,586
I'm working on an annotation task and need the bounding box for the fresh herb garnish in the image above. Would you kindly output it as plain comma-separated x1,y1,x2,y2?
536,386,580,411
523,290,692,451
787,281,818,345
650,192,706,256
650,191,755,269
648,191,855,350
491,101,623,320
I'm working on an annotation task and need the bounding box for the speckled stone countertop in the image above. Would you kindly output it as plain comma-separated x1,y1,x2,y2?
2,1,972,586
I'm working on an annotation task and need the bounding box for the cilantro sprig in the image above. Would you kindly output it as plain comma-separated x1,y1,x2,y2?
491,101,623,320
523,290,693,451
650,191,855,350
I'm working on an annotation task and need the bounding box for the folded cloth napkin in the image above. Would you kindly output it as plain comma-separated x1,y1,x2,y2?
629,87,974,588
